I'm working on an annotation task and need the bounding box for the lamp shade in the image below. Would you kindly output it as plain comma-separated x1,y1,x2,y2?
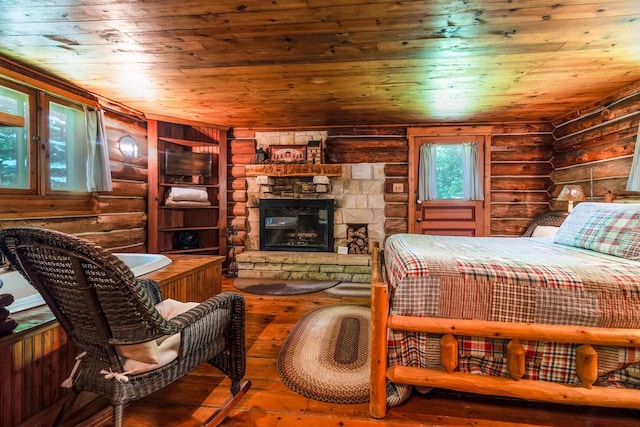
557,184,586,202
557,184,586,212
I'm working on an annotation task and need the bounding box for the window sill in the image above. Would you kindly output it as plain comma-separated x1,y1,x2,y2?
0,194,100,219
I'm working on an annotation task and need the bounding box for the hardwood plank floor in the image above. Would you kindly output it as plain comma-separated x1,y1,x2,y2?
84,278,639,426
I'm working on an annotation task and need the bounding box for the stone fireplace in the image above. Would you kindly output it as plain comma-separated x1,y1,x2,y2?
244,162,385,253
237,130,386,283
259,198,334,252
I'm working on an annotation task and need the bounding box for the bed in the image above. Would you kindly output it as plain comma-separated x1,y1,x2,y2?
370,202,640,418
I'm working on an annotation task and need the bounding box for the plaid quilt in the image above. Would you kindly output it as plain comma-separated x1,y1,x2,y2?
384,234,640,388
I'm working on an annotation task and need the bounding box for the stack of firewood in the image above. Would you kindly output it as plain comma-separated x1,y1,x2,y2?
347,225,369,254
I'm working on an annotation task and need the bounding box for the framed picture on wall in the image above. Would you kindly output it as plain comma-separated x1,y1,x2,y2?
269,145,306,163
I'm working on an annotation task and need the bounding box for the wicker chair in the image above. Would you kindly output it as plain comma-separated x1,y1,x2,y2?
521,210,569,237
0,227,250,427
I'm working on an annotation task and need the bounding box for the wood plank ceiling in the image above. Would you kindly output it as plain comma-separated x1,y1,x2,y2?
0,0,638,128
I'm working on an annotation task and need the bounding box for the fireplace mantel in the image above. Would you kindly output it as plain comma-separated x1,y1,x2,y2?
245,164,342,177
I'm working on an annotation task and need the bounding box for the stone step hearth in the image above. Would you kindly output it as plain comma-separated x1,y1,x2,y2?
236,251,371,283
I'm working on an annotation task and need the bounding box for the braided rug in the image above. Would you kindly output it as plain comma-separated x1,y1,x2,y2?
276,304,370,403
322,282,371,298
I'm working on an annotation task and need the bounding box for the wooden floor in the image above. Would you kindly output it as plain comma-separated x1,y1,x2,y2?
80,277,639,426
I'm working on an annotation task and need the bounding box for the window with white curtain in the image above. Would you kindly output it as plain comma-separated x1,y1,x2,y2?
419,142,484,201
0,76,112,195
625,120,640,192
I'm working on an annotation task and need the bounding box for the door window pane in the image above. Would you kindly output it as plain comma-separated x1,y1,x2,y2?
434,144,463,199
0,86,29,189
49,101,87,191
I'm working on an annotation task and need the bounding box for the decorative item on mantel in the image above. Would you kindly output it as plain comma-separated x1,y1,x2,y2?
306,140,323,164
557,184,586,212
268,145,307,163
254,145,267,164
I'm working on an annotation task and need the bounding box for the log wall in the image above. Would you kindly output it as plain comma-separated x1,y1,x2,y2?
551,82,640,208
0,111,149,252
0,65,150,426
489,123,555,236
326,127,408,237
226,129,254,261
229,124,556,240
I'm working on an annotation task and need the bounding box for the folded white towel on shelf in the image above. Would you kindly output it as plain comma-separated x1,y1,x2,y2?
168,186,209,202
164,196,211,207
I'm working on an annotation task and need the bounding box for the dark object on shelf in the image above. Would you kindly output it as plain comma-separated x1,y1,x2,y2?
0,293,18,336
174,231,200,249
0,227,249,427
226,225,238,278
165,150,212,177
254,145,267,164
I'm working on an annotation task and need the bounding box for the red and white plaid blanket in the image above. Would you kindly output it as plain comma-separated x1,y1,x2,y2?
384,234,640,388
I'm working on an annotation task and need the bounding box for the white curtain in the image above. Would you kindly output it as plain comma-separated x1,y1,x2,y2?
418,142,483,201
626,120,640,191
462,142,484,200
84,107,113,192
418,143,437,201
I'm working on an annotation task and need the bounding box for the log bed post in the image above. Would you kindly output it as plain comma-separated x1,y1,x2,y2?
370,241,389,418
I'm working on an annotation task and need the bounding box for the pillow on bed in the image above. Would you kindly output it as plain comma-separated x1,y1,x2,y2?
530,225,560,238
553,202,640,260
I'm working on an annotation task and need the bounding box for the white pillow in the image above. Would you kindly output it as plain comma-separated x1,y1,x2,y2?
531,225,560,238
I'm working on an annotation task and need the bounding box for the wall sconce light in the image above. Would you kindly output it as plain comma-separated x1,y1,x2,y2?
118,135,139,159
557,184,586,212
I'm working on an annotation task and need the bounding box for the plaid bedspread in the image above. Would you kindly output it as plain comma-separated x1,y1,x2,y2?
384,234,640,388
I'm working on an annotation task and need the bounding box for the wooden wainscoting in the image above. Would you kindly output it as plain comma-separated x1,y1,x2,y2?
1,255,223,427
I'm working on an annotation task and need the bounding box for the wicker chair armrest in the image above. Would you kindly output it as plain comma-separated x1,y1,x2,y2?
170,292,245,359
136,278,163,305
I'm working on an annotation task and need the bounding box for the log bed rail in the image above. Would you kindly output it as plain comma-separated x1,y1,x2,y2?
369,242,640,419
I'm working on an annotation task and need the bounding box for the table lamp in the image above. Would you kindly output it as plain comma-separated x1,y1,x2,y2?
557,184,586,212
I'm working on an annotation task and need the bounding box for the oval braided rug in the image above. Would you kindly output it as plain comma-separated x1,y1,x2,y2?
276,304,370,404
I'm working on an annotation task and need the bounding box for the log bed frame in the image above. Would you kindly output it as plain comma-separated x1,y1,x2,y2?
369,241,640,418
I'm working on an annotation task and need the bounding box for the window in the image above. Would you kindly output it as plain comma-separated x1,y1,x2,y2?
46,99,88,191
0,77,92,195
433,144,464,199
419,141,484,201
0,83,34,191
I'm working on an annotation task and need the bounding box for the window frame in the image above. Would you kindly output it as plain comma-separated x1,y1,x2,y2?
0,78,38,195
0,75,99,218
40,93,89,194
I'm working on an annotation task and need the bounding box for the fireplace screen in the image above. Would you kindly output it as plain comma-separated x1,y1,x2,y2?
260,198,334,252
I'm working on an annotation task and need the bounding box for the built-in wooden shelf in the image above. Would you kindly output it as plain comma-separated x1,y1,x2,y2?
245,164,342,177
0,111,25,127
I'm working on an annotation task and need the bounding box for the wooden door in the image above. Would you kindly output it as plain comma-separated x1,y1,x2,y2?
408,127,491,236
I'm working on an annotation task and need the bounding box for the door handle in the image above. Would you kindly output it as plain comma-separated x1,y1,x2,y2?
416,218,422,223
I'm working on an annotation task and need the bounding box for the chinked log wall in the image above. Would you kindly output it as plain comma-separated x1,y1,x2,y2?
228,125,557,240
489,123,555,236
550,81,640,207
0,110,148,252
0,61,150,425
0,107,149,427
227,127,409,242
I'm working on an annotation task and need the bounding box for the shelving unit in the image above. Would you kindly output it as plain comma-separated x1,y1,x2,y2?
148,119,227,257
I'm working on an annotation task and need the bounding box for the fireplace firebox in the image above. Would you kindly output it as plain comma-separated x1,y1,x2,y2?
259,198,334,252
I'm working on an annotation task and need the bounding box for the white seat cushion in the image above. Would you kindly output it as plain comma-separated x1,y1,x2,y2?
119,299,199,374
